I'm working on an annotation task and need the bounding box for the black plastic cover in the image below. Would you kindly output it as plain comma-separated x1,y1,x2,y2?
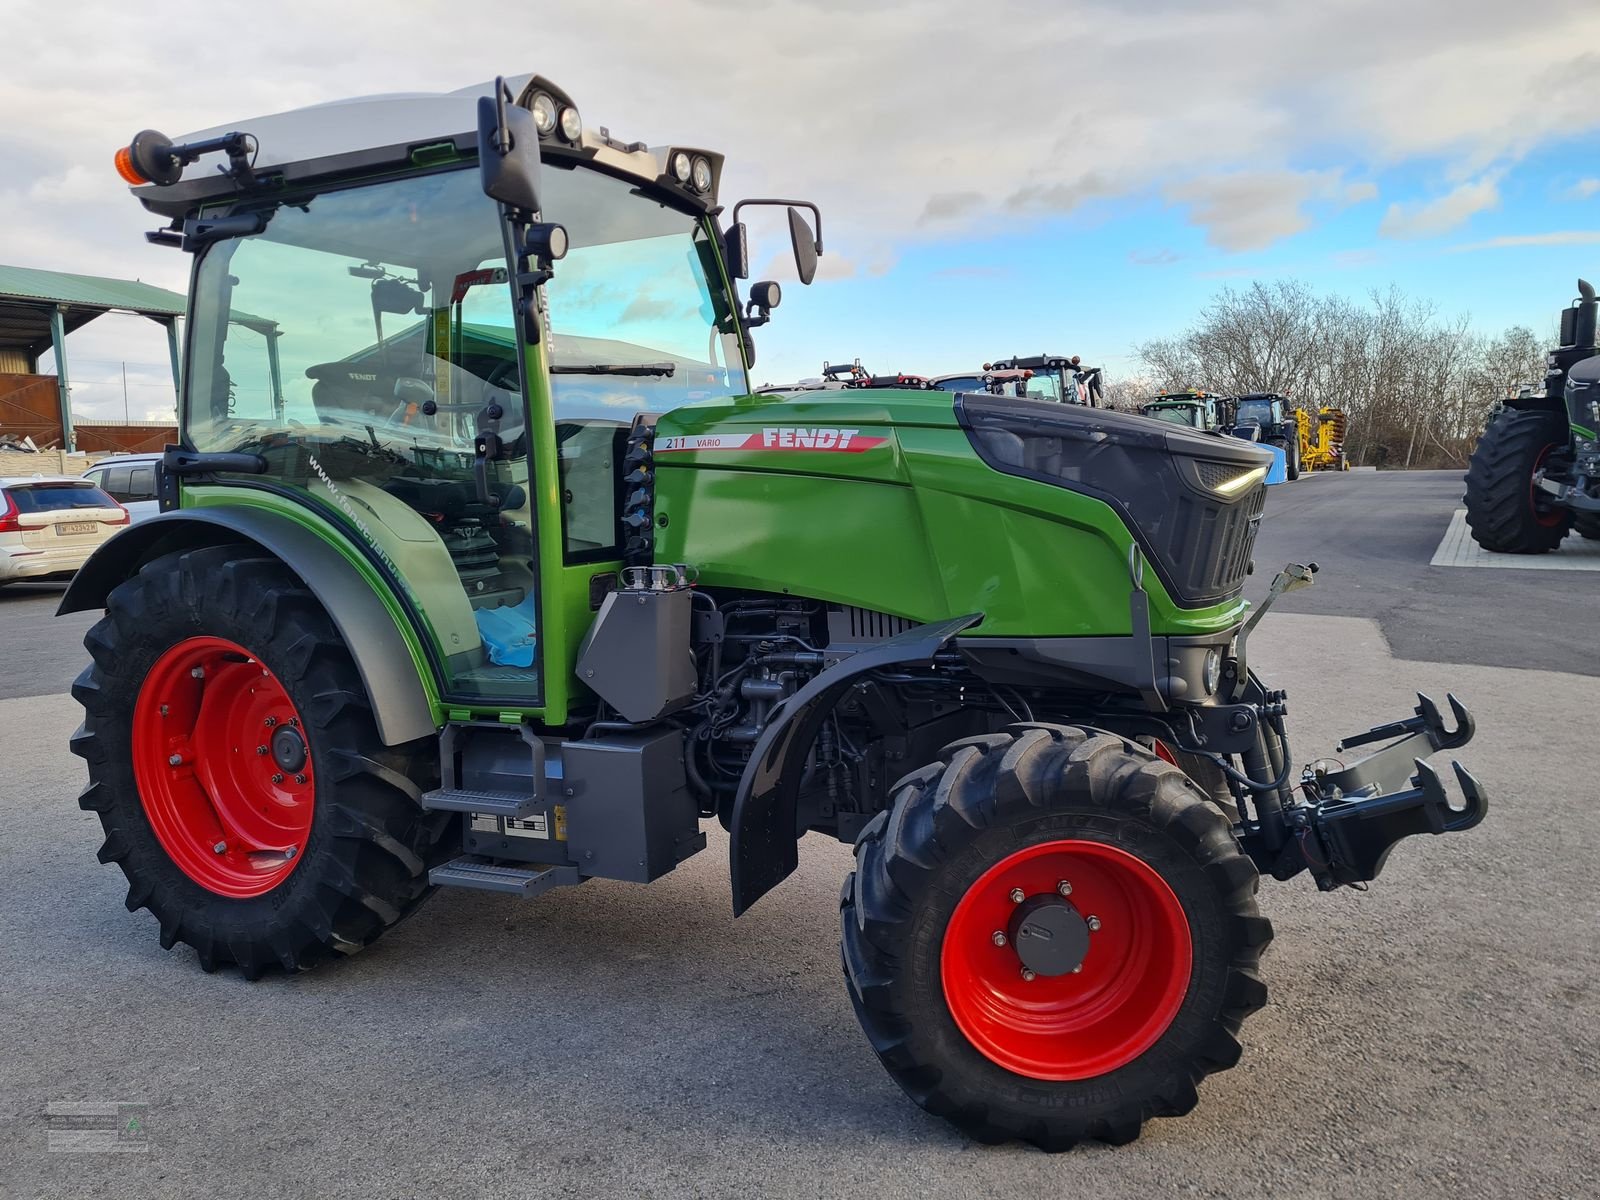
1564,353,1600,432
956,395,1270,605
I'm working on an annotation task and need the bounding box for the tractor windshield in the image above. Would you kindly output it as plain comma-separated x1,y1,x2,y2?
1144,405,1205,429
1235,398,1274,426
539,163,748,420
1018,371,1062,402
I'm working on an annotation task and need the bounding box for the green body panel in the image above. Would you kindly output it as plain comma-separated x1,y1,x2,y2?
182,485,446,718
653,391,1248,637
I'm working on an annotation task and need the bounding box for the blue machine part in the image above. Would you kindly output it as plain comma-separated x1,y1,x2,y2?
473,596,538,667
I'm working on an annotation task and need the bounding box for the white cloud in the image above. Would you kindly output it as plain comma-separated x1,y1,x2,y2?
1448,231,1600,253
1564,179,1600,200
1165,169,1371,252
0,0,1593,309
1379,176,1500,239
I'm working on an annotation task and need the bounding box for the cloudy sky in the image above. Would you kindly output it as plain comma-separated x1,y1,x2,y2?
3,0,1598,416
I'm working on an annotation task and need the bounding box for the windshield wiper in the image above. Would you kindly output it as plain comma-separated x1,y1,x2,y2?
550,362,676,377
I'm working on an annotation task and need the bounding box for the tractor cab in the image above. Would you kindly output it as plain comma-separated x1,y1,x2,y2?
107,75,820,718
987,355,1104,405
1140,390,1230,430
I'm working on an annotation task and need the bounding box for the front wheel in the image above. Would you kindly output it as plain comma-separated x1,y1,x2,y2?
1464,409,1574,552
1575,513,1600,540
840,725,1271,1150
71,546,452,977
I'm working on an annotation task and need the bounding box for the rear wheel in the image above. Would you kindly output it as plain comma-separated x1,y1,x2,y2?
71,545,452,977
1464,409,1574,552
841,725,1270,1150
1575,513,1600,540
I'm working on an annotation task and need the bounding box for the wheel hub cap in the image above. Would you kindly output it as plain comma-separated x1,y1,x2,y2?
1008,895,1090,977
270,726,308,773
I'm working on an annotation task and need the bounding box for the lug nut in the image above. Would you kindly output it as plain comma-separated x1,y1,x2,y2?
168,753,183,766
271,773,284,784
1057,880,1072,896
1020,968,1037,982
991,931,1007,947
1072,964,1083,974
1009,887,1025,903
256,745,268,756
294,773,306,785
159,704,169,717
1086,915,1102,932
264,716,277,728
212,841,226,854
190,667,205,679
288,717,299,728
284,847,297,860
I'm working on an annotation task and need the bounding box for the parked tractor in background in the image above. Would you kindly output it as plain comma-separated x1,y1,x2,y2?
65,74,1485,1153
1231,394,1301,480
1140,389,1233,431
987,355,1105,406
1299,407,1350,472
1465,278,1600,552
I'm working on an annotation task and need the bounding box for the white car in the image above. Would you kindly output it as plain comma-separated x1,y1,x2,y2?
0,475,130,586
82,453,163,524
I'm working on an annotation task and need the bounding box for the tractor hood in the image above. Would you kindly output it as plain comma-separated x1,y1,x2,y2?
654,388,956,483
651,389,1265,636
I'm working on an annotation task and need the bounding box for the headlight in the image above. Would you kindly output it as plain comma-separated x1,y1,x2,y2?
671,151,692,184
1212,465,1267,495
1203,648,1222,694
558,105,582,142
530,92,558,136
691,155,712,193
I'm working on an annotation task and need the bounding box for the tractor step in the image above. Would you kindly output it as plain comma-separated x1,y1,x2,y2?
420,787,541,818
428,855,580,897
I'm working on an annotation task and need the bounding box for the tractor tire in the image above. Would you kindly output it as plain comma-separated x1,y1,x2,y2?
840,724,1270,1151
71,546,452,978
1464,409,1574,553
1287,443,1301,481
1575,513,1600,540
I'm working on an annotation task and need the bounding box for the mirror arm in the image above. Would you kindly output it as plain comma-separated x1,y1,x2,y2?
731,198,824,251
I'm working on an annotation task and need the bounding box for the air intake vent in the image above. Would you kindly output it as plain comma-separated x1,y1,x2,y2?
827,605,916,648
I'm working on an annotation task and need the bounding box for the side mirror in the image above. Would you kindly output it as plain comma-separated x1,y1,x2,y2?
478,82,542,214
788,207,819,285
724,222,749,280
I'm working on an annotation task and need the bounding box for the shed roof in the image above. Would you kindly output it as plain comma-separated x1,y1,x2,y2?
0,264,185,359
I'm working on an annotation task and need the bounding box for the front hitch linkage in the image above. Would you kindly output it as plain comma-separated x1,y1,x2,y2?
1268,692,1488,889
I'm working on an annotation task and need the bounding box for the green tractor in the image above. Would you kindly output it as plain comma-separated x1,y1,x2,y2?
1140,389,1233,431
1465,279,1600,551
68,74,1485,1151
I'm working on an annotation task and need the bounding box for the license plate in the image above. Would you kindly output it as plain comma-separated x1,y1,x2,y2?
59,521,97,536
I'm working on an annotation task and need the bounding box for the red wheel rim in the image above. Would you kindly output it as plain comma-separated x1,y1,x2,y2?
941,840,1192,1081
132,636,315,898
1531,444,1567,528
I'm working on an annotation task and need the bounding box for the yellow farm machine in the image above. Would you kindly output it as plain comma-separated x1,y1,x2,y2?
1297,407,1350,471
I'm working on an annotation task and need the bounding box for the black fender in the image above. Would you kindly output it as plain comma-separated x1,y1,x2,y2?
59,508,437,746
729,612,982,915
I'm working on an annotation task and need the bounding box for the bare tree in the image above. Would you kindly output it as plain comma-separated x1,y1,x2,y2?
1134,280,1540,468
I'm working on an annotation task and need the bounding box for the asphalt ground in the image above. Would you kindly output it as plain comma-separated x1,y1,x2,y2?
2,472,1597,1198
